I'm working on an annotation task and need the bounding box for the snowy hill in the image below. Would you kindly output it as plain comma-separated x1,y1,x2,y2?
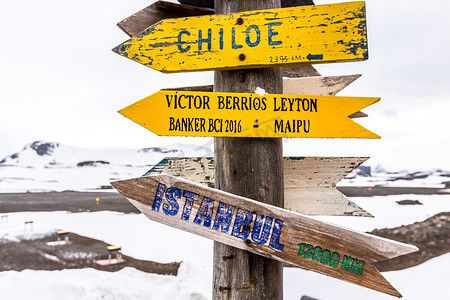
0,141,212,193
0,141,212,168
1,141,450,193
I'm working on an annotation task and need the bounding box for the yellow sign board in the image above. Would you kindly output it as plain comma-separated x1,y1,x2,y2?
119,90,380,139
113,1,368,73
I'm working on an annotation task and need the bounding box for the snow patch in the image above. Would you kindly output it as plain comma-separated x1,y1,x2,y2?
254,87,267,96
0,141,213,193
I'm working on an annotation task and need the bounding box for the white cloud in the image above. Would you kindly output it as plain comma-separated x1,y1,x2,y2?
0,0,449,170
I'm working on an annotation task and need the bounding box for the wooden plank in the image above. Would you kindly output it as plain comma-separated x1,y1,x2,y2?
283,65,321,78
116,1,321,78
283,157,370,216
212,1,284,297
177,0,213,8
178,0,315,9
283,75,361,96
111,174,418,297
163,75,367,118
283,75,368,118
144,157,371,217
112,1,369,73
118,90,379,138
117,1,213,37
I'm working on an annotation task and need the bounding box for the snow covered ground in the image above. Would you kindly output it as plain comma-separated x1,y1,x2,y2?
1,141,450,193
0,253,447,300
1,141,449,299
1,192,449,299
0,141,212,193
0,266,210,300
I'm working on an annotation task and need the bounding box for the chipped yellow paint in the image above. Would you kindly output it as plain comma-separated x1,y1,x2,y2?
112,1,368,73
118,90,380,139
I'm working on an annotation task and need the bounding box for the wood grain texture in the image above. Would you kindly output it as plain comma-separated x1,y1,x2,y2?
117,1,213,37
164,74,359,96
112,2,369,73
116,0,321,77
283,75,361,96
178,0,315,9
283,65,321,77
213,0,284,298
143,156,372,217
111,174,418,297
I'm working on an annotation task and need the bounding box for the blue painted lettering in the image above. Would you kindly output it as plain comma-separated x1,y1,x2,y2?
245,25,261,47
231,209,253,239
231,27,243,49
269,219,285,251
219,28,224,50
152,183,166,212
267,22,282,46
212,202,235,233
181,190,199,221
193,198,214,228
163,187,180,216
177,30,191,52
198,29,212,51
251,215,273,244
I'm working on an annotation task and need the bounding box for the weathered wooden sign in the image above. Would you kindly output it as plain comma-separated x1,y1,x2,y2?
111,174,417,297
115,0,322,78
163,74,368,118
118,90,379,138
112,1,369,73
117,1,213,37
144,157,372,217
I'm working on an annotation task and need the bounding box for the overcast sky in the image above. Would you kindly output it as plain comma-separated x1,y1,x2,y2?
1,0,449,170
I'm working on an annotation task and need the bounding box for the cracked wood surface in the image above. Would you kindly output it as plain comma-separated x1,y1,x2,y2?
112,2,369,73
144,156,372,217
111,174,418,297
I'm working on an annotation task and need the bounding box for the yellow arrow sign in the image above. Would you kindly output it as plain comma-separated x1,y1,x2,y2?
112,1,368,73
119,90,380,139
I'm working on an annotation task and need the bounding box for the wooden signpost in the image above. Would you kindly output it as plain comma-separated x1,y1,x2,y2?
118,90,379,138
111,174,418,297
144,157,372,217
111,0,417,298
112,1,368,73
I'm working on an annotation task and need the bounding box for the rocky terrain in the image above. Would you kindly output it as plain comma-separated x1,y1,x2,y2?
1,191,448,273
372,212,450,272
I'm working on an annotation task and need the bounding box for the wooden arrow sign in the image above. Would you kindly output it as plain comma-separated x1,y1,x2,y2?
115,0,321,78
111,174,417,297
117,1,213,37
118,90,379,138
143,157,372,217
112,1,368,73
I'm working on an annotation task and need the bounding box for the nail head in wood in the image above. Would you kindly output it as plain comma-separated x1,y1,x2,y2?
222,255,235,261
219,286,231,292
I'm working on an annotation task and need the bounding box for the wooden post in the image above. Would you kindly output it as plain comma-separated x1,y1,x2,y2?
213,0,283,299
